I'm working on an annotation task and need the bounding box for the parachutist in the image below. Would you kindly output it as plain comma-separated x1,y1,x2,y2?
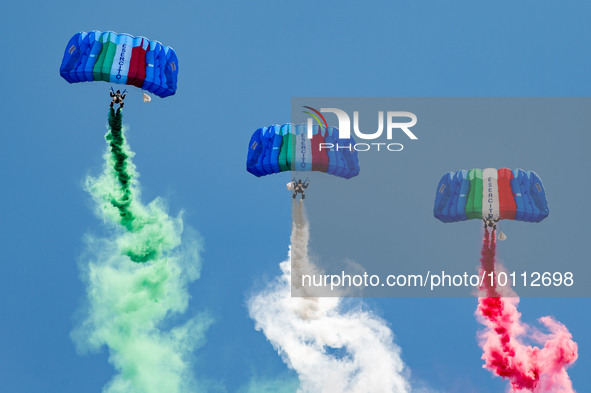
483,214,499,231
289,179,309,200
110,88,127,109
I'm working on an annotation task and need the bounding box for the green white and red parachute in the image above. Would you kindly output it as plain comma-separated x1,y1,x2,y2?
246,124,360,179
60,31,178,98
434,168,549,223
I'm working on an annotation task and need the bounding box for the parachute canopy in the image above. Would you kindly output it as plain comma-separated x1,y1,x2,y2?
434,168,549,223
60,31,178,98
246,124,360,179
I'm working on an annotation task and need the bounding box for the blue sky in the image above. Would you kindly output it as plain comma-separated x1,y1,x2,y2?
0,1,589,392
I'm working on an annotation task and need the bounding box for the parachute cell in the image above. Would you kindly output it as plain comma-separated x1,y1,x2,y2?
247,124,360,179
60,31,178,98
434,168,549,223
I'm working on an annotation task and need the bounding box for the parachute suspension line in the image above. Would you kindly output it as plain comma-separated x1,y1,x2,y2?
290,172,309,185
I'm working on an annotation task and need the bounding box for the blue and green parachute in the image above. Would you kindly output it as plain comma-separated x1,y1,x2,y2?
60,31,178,98
434,168,549,223
246,124,360,179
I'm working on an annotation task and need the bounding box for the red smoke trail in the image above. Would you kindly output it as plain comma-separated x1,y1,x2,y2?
476,229,578,392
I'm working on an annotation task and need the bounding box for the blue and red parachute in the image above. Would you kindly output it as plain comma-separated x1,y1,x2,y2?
434,168,549,223
246,124,360,179
60,31,178,98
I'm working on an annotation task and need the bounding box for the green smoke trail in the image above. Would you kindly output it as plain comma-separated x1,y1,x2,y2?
105,108,134,230
87,108,175,263
72,109,212,393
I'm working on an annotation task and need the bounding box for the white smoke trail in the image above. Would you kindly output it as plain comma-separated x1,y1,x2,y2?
248,201,412,393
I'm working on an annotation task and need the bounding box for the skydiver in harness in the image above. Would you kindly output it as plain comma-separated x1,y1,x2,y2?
290,179,309,200
110,88,127,109
483,213,499,231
